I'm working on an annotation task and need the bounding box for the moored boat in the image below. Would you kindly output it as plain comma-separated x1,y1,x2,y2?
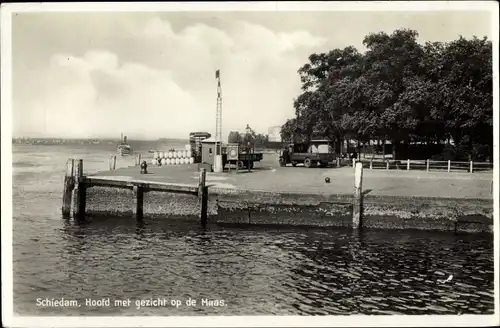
117,133,133,156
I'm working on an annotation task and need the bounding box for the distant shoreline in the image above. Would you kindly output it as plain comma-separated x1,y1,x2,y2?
11,138,189,145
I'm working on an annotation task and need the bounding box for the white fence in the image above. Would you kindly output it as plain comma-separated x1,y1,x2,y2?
344,158,493,173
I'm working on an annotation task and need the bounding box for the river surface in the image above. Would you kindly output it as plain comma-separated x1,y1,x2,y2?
11,143,495,316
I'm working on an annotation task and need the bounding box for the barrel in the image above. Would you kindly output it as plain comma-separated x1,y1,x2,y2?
151,159,157,165
176,150,181,158
175,158,180,165
189,157,194,164
153,151,159,159
168,151,173,159
161,158,167,165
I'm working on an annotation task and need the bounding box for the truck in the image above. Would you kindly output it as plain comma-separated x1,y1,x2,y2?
222,146,263,169
279,139,337,168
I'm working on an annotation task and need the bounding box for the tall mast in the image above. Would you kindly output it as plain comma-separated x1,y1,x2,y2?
214,69,223,172
215,69,222,156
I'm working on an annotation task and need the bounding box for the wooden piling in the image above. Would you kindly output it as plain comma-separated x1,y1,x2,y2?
109,155,117,170
386,161,389,170
369,158,373,170
447,160,451,172
72,159,86,218
352,162,364,229
470,161,473,173
62,158,75,216
407,159,410,170
426,159,430,172
133,185,144,220
199,168,208,229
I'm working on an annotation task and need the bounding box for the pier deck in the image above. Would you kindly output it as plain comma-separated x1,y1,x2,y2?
71,154,493,232
90,157,493,200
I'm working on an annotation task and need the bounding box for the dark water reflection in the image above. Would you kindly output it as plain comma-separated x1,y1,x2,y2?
14,216,494,316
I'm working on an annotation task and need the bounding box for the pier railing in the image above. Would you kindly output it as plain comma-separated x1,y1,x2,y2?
340,158,493,173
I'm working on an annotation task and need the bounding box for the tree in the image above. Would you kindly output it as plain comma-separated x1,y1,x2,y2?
282,28,492,161
227,131,242,144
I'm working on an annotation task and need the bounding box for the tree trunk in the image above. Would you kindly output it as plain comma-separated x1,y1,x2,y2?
392,140,397,160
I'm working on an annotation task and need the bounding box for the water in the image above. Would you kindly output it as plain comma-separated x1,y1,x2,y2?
11,143,495,316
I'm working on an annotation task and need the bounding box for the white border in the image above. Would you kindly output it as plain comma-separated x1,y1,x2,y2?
1,1,499,327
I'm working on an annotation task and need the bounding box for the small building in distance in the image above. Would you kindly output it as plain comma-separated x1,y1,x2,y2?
268,126,282,142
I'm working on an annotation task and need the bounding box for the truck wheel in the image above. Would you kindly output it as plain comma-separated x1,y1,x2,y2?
304,158,312,168
292,161,297,167
249,161,254,169
279,157,286,167
238,161,245,169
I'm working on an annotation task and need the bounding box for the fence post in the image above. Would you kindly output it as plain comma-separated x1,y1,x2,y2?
352,162,364,229
470,161,473,173
62,158,75,217
426,159,430,172
352,158,355,168
199,168,208,229
407,159,410,171
72,159,86,218
369,158,373,170
447,160,451,172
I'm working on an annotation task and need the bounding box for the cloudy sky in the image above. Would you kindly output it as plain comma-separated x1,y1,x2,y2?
10,7,492,140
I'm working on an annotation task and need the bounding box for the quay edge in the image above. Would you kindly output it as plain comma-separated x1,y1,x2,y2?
83,184,493,233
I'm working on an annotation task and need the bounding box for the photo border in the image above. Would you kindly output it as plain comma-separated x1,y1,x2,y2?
1,1,498,327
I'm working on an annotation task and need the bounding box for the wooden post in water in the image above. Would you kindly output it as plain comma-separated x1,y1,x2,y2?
72,159,86,218
352,162,364,229
470,161,473,173
109,155,117,170
133,185,144,220
62,158,75,216
199,168,208,229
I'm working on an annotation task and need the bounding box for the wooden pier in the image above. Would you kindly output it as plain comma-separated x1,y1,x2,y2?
62,158,208,226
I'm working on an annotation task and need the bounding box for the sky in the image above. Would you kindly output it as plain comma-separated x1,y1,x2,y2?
9,8,493,140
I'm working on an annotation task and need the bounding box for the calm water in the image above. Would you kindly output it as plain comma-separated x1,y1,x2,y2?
11,143,495,316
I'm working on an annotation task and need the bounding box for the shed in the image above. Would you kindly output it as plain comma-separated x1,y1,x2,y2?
200,138,217,166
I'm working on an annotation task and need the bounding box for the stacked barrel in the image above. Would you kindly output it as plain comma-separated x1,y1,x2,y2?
151,144,195,166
